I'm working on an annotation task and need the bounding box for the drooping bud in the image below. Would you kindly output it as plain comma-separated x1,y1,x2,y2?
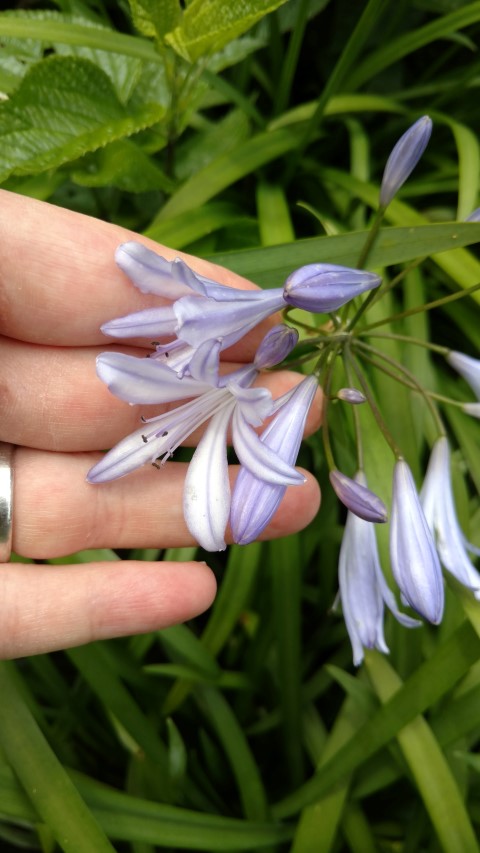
379,116,432,208
329,469,388,523
283,265,381,314
336,387,367,405
254,325,299,369
390,459,444,624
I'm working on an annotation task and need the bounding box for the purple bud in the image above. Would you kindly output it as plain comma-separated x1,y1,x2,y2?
330,470,388,523
390,459,444,624
463,402,480,418
336,387,366,405
283,265,381,314
379,116,432,208
254,325,299,369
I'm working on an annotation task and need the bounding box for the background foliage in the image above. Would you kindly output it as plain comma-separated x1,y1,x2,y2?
1,0,480,850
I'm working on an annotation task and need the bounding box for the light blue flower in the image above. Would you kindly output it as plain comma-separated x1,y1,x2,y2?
379,116,432,208
421,437,480,599
390,459,444,624
230,376,318,544
88,334,304,551
103,242,286,380
339,472,420,665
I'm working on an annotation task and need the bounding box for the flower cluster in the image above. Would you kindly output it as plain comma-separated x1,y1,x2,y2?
90,114,480,664
89,250,378,551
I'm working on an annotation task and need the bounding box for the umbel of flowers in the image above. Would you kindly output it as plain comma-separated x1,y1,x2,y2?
90,115,480,664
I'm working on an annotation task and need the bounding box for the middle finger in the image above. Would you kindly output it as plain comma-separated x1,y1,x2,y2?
1,337,321,450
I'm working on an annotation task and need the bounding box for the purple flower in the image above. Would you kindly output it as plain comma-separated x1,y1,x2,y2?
421,437,480,599
447,351,480,400
390,459,444,624
379,116,432,207
283,265,381,314
253,325,298,369
88,335,304,552
104,242,285,380
230,376,318,545
339,471,420,665
329,469,388,523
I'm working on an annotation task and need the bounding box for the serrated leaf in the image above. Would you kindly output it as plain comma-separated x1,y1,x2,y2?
0,56,165,182
127,0,182,39
165,0,289,62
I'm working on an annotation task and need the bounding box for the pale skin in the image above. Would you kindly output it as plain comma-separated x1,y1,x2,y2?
0,190,321,659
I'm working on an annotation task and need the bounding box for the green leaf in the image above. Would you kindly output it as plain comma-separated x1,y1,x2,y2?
0,662,115,853
365,653,479,853
272,620,480,818
165,0,289,62
208,222,480,288
127,0,181,39
72,139,173,193
0,56,165,183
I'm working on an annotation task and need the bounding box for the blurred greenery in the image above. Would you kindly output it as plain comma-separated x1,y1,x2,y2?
2,0,480,850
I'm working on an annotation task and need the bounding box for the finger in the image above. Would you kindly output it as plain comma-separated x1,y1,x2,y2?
0,336,322,450
0,560,217,659
14,450,321,558
0,190,268,353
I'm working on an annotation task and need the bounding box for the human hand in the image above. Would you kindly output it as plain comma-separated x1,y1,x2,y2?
0,190,321,658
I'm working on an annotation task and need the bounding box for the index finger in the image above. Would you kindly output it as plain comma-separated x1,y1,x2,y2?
0,190,263,350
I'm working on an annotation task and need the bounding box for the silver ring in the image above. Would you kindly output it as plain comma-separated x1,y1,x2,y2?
0,443,14,563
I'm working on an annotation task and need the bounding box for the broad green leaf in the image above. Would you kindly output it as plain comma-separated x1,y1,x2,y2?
0,56,165,183
165,0,289,62
127,0,181,39
0,13,160,63
208,222,480,288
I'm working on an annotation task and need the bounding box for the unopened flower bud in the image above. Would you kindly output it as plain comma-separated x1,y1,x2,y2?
254,325,298,369
380,116,432,208
284,265,381,314
337,387,366,405
330,469,388,523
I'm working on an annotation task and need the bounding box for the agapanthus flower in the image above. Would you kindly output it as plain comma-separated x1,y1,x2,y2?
230,375,318,545
329,469,388,523
421,436,480,598
339,471,419,665
390,459,444,624
104,242,286,382
88,328,303,551
379,115,432,208
447,350,480,400
283,265,381,313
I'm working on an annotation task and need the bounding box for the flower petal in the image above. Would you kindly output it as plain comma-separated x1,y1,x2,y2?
101,306,177,339
232,408,305,485
96,352,210,404
184,406,234,551
390,459,444,624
